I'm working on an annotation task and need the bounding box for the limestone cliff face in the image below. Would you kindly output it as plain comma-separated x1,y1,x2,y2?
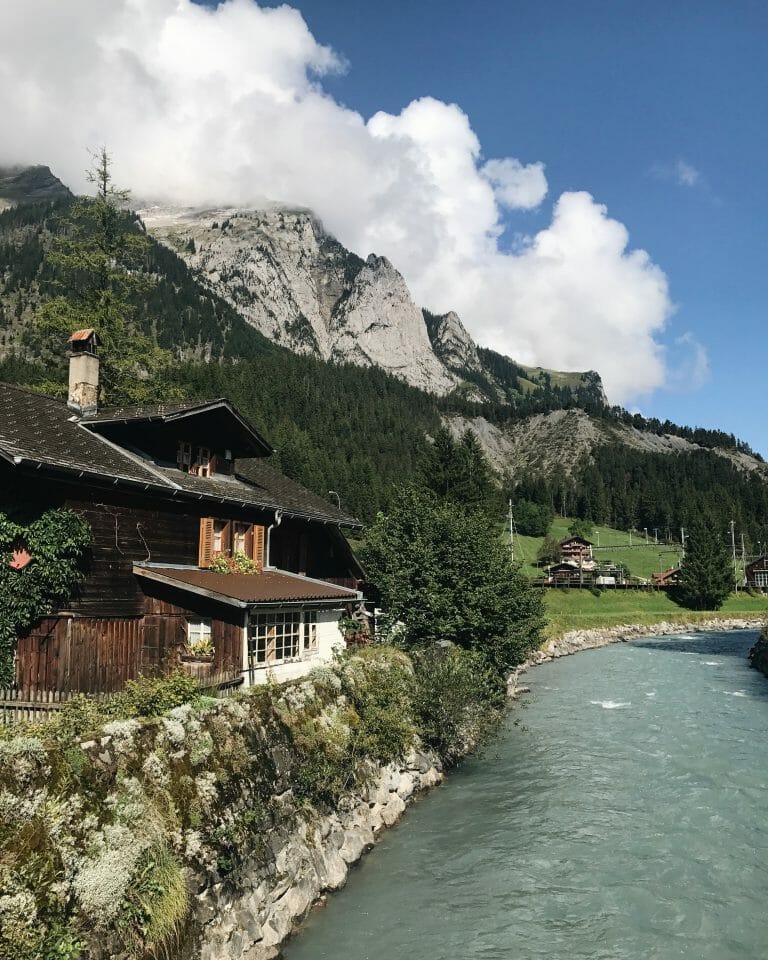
143,206,458,395
330,255,457,394
428,310,483,373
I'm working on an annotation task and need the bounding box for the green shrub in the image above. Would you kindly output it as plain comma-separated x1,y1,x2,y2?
118,671,202,718
340,647,415,765
119,845,188,957
411,646,505,765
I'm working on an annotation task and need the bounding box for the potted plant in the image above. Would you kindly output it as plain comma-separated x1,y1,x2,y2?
181,635,214,662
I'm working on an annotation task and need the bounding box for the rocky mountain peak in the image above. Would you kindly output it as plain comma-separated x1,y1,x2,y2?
426,310,483,373
0,164,72,209
145,205,458,394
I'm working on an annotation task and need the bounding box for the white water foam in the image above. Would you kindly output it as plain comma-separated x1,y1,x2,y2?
645,692,656,697
726,691,748,698
590,700,631,709
704,661,721,666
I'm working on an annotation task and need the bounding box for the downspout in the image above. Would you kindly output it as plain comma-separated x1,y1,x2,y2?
265,509,283,569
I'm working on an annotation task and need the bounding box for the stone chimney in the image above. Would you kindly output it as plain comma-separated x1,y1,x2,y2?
67,329,101,415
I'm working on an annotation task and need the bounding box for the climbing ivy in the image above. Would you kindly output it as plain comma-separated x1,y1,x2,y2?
0,505,91,685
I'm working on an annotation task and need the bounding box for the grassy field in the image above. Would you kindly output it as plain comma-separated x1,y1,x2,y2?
513,517,684,580
543,588,767,639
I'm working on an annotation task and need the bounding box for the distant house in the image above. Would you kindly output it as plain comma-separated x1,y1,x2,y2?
559,536,594,564
0,331,365,695
652,567,681,588
745,557,768,590
547,562,586,586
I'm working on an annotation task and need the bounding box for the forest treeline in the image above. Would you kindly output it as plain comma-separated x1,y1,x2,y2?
0,198,765,535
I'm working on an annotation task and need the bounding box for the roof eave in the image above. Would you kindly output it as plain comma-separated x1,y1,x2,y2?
5,454,361,526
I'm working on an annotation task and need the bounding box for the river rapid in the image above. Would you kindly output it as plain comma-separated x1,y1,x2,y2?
283,629,768,960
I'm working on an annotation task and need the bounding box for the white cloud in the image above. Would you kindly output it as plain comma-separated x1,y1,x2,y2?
666,332,710,392
480,158,548,210
0,0,681,404
652,158,702,188
674,160,701,187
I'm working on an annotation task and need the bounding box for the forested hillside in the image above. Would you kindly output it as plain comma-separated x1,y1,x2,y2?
1,191,767,542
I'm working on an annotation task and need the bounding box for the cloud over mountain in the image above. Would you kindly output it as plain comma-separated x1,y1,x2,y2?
0,0,680,403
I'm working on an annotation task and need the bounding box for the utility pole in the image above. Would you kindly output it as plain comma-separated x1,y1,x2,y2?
508,499,514,562
681,527,686,550
730,520,738,592
741,533,746,587
654,528,659,544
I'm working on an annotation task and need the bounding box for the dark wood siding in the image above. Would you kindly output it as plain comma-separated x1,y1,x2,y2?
63,498,200,616
16,617,145,693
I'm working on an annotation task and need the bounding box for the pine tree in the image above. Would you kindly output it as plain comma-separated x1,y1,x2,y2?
35,148,180,404
676,517,733,610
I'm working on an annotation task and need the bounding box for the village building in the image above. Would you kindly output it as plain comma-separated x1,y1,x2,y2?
0,331,365,695
559,536,595,566
745,556,768,590
652,567,681,588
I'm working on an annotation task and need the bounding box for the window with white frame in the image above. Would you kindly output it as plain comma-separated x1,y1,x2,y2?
186,618,213,656
248,610,321,676
755,572,768,588
303,610,317,652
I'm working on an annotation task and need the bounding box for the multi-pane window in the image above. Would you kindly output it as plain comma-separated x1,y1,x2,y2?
303,610,317,652
755,572,768,588
213,520,229,555
199,518,265,568
233,522,249,555
177,441,192,472
248,612,301,673
186,618,213,656
197,447,212,477
177,441,214,476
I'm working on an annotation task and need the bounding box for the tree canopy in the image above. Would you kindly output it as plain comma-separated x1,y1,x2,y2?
361,485,544,676
34,148,180,404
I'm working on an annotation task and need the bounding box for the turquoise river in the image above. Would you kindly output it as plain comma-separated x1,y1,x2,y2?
283,629,768,960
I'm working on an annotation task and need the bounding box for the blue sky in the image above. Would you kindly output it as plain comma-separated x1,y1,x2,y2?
3,0,765,453
249,0,768,453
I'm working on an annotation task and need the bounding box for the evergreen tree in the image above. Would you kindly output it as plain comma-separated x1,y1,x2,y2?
676,517,734,610
35,148,180,404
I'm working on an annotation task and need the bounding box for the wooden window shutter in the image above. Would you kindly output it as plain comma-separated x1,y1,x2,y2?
199,517,215,568
252,525,265,566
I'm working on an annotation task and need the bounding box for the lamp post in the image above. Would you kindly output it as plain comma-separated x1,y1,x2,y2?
328,490,341,510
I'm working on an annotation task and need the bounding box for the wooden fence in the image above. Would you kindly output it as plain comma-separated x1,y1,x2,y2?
0,674,244,725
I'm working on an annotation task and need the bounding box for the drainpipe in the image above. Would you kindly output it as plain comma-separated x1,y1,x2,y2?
265,509,283,569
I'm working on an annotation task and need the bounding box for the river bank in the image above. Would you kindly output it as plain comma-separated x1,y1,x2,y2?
283,627,768,960
510,615,765,694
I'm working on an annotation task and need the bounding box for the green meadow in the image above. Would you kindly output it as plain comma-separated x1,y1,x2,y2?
543,588,767,639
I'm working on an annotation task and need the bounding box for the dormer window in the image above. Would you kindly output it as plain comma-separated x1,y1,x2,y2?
197,447,211,478
177,441,192,472
177,441,214,477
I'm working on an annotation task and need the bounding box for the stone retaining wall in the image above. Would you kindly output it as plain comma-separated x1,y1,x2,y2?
193,749,443,960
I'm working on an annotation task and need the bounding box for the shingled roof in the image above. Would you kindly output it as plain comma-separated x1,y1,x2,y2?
0,382,358,526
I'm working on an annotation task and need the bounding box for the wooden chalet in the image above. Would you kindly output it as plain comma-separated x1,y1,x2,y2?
652,567,681,588
0,331,364,695
546,562,585,586
559,536,594,564
745,557,768,590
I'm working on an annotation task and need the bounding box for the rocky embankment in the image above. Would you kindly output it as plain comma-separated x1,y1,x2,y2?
748,624,768,677
195,749,442,960
509,617,765,695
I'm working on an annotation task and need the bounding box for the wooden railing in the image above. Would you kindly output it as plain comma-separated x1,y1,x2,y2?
0,674,244,725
